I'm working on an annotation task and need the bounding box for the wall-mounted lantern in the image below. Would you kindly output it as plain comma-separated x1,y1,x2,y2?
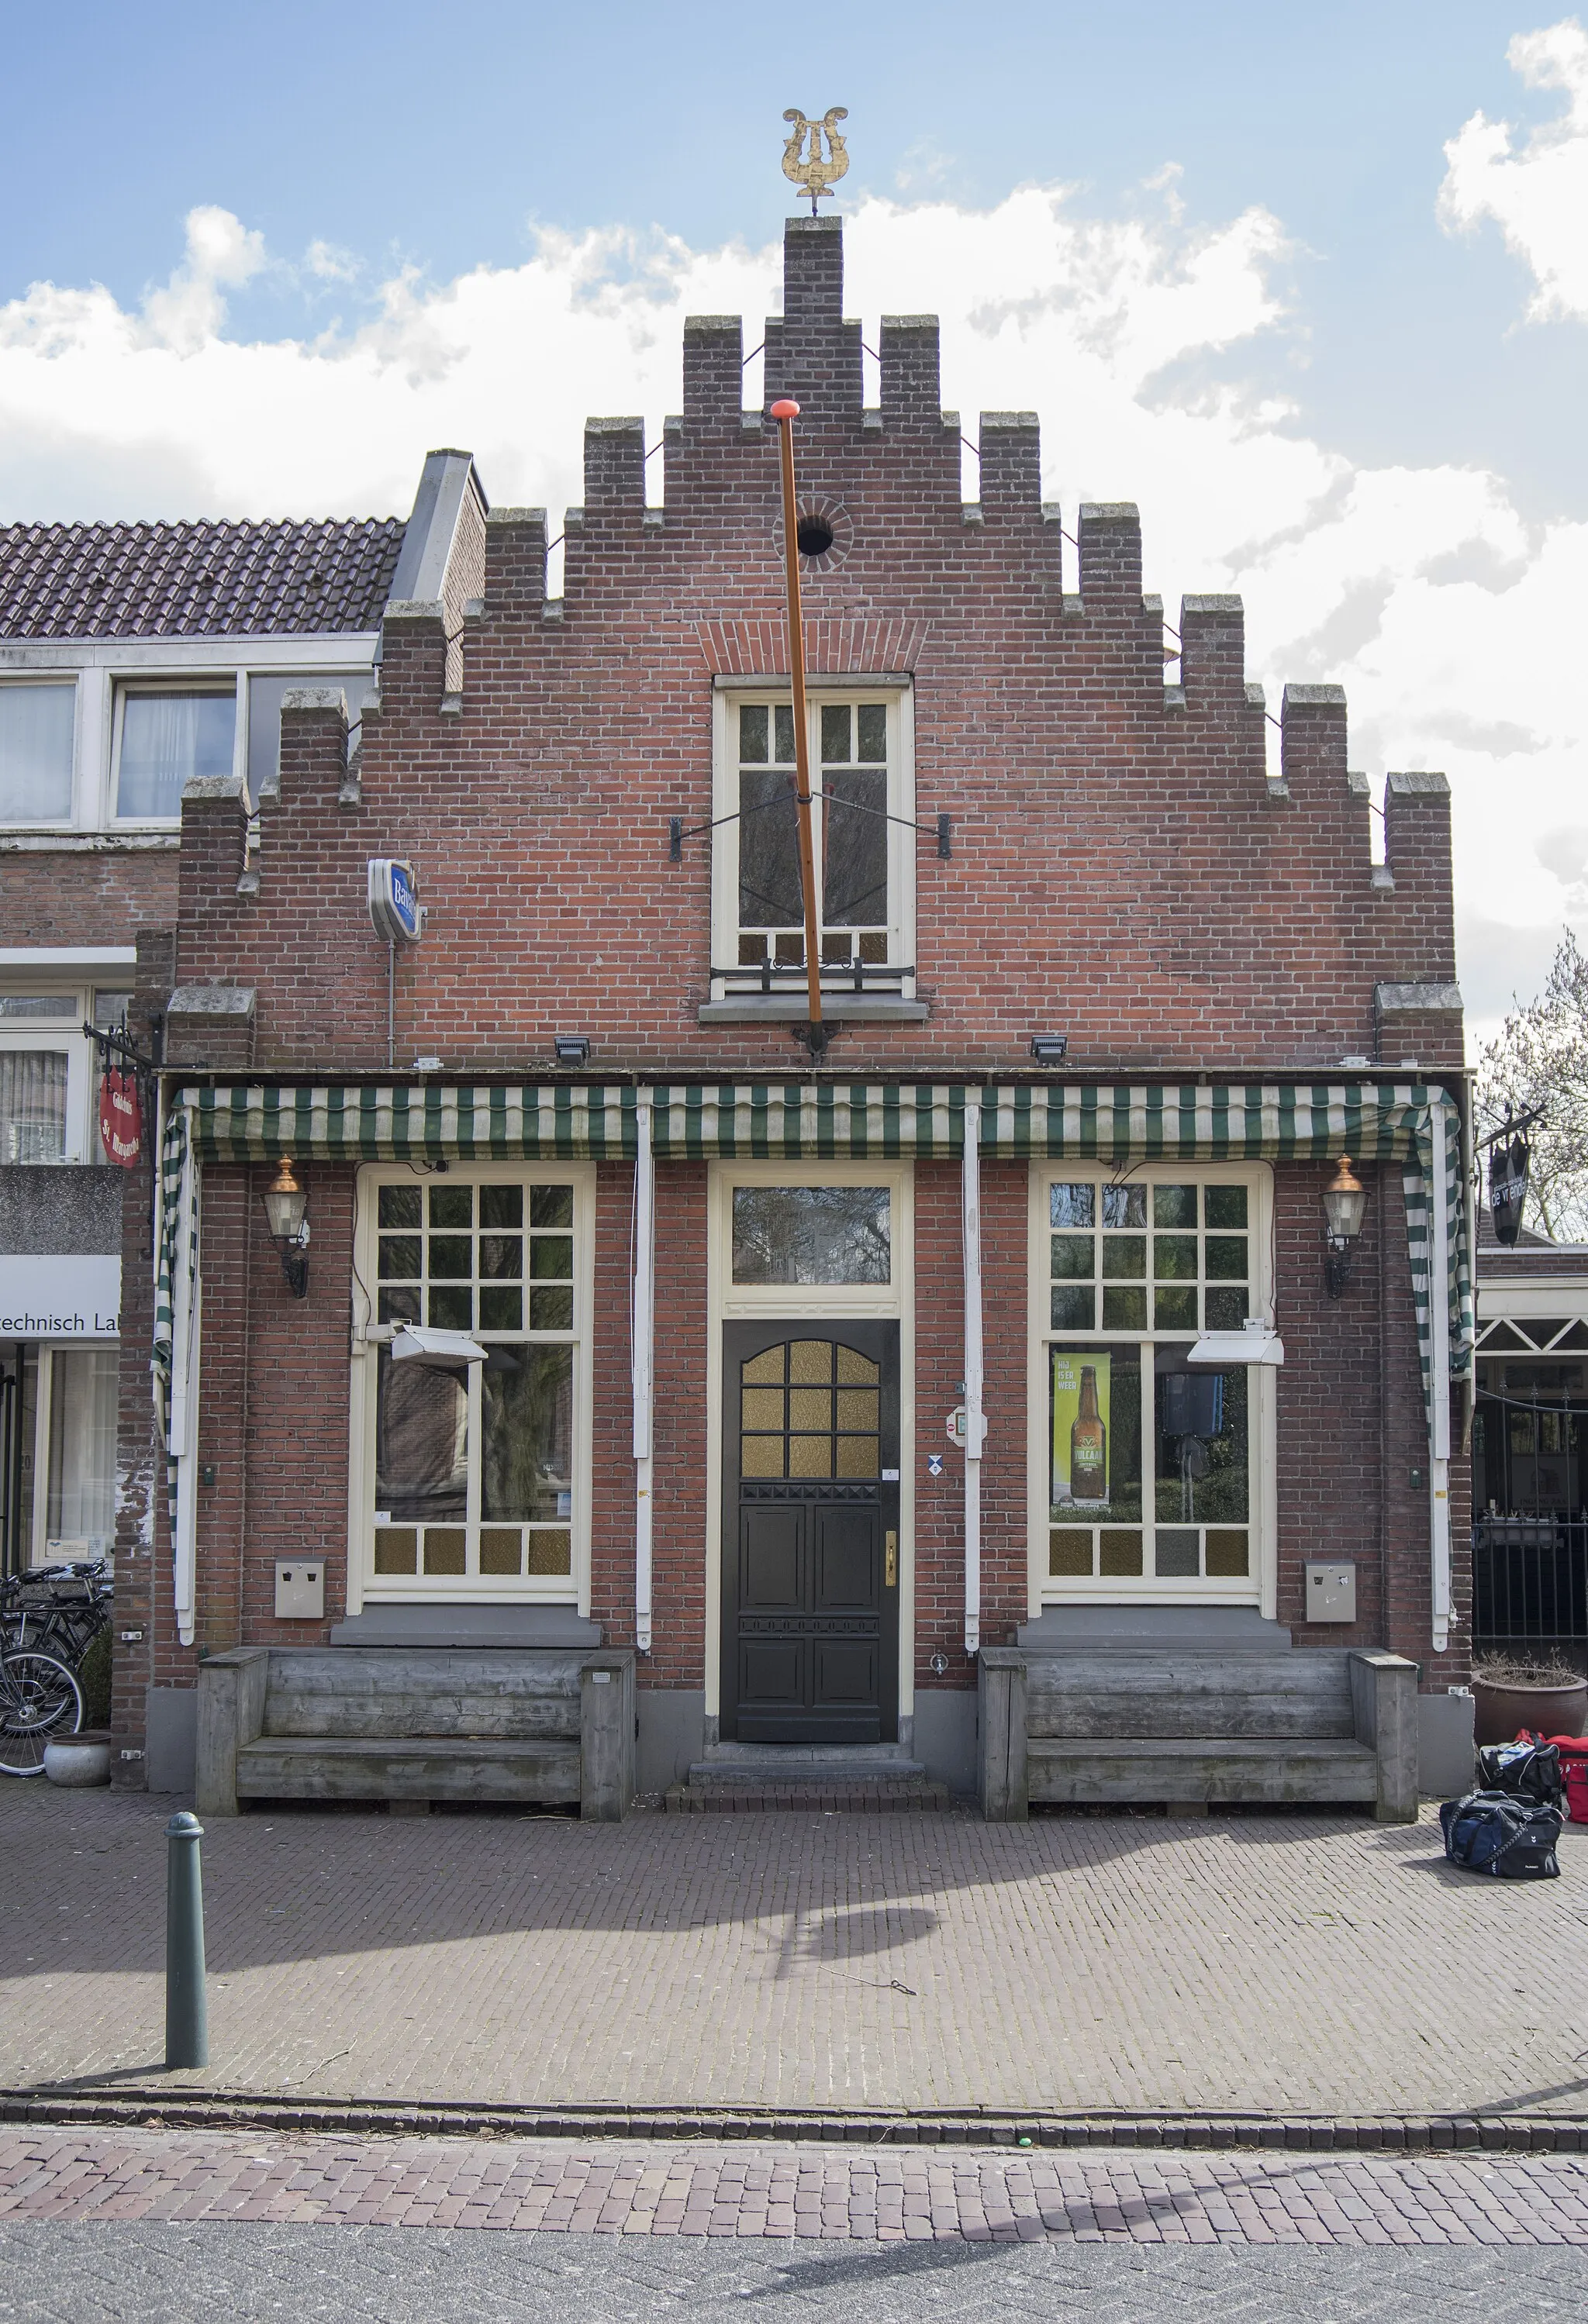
261,1157,310,1298
1322,1156,1367,1298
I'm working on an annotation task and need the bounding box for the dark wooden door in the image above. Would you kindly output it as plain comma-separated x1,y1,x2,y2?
722,1321,899,1744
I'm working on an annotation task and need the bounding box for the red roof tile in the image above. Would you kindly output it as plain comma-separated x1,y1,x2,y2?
0,517,405,640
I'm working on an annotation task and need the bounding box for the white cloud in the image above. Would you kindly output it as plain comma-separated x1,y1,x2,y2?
1439,17,1588,320
0,174,1580,1046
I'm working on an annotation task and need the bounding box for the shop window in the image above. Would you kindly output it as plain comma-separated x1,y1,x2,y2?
1039,1171,1266,1593
34,1345,118,1563
114,686,236,819
714,694,913,997
361,1171,587,1591
0,682,75,823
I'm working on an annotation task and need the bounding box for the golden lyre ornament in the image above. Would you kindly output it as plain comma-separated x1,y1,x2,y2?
782,108,849,215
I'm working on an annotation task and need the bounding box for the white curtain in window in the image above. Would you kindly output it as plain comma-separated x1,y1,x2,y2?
118,692,236,819
46,1347,119,1555
0,684,74,821
0,1050,68,1163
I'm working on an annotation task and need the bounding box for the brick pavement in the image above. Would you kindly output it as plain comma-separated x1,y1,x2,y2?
5,1786,1587,2123
4,2126,1588,2245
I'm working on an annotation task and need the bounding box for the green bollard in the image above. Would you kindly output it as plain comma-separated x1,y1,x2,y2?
164,1811,209,2071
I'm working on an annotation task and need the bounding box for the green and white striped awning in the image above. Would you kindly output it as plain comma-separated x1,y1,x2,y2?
176,1078,1453,1168
157,1080,1472,1422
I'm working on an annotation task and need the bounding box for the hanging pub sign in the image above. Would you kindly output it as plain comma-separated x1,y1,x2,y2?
98,1067,142,1167
367,858,423,945
1489,1129,1531,1246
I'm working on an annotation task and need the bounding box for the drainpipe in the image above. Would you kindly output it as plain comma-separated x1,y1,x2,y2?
1429,1098,1452,1654
962,1102,985,1657
632,1095,654,1656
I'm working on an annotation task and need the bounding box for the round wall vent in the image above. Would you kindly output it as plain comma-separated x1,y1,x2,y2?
773,495,854,576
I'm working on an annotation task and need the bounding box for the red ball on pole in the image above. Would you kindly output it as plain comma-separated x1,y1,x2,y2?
770,398,801,420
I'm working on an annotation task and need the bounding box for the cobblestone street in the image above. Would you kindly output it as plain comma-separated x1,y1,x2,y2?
5,1785,1587,2124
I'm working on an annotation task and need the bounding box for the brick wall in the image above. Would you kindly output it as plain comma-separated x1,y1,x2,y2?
0,844,177,946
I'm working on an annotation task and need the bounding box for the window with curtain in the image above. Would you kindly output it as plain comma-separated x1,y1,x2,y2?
0,683,75,822
116,689,236,819
44,1347,119,1559
0,1050,69,1164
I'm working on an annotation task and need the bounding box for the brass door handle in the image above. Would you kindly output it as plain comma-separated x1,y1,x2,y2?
885,1530,898,1587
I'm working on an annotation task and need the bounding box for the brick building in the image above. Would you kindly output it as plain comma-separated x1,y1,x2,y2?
0,459,475,1688
104,216,1474,1810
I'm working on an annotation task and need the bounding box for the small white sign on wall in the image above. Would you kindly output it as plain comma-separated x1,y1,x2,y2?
0,1255,121,1338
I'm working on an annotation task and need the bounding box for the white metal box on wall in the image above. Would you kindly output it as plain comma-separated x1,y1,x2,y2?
1305,1561,1357,1623
274,1560,324,1620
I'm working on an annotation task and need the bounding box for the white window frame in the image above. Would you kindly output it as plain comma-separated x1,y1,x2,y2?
29,1340,119,1567
347,1160,596,1612
1026,1161,1278,1618
0,637,378,836
110,675,241,826
710,684,916,1002
0,984,95,1164
0,676,81,829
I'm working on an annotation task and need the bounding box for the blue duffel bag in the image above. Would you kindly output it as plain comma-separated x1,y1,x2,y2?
1440,1788,1562,1878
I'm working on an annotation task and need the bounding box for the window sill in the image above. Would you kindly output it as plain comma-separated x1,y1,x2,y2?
698,995,930,1025
0,830,181,852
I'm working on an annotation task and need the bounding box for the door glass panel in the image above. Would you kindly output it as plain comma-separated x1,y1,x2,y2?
376,1349,468,1522
789,1339,833,1382
732,1187,890,1285
740,1338,883,1485
835,1346,879,1385
482,1345,573,1522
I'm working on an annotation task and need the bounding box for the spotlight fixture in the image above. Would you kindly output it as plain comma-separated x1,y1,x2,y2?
554,1035,591,1067
1029,1034,1068,1064
1321,1156,1368,1298
260,1157,310,1298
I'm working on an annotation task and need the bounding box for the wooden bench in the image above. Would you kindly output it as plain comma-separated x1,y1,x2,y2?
195,1646,635,1819
978,1645,1418,1822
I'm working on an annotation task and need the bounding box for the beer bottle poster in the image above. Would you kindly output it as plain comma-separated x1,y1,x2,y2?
1051,1352,1110,1508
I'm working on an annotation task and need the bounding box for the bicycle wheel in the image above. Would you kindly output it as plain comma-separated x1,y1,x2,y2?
0,1651,84,1777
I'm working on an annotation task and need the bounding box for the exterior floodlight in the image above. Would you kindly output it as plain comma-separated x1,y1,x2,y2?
1322,1156,1368,1298
391,1324,488,1366
554,1035,591,1067
261,1157,310,1298
1030,1035,1068,1064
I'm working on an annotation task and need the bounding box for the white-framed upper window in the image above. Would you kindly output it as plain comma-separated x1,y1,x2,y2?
0,681,77,824
350,1163,594,1602
712,688,914,998
1027,1163,1276,1609
0,986,132,1165
112,682,237,821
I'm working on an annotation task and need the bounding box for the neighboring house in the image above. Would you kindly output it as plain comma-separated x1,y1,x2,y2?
1472,1204,1588,1671
0,454,478,1591
110,218,1474,1812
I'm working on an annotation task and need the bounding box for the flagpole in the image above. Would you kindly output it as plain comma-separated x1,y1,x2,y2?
769,398,826,1054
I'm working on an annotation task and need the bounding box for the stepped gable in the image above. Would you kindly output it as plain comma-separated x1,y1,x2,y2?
0,515,405,640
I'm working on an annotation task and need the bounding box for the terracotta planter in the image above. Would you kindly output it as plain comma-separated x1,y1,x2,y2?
1472,1679,1588,1750
43,1729,112,1788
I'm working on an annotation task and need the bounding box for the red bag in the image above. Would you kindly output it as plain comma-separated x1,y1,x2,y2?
1548,1736,1588,1825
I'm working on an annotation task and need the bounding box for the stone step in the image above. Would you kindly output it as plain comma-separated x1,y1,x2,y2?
688,1753,929,1788
665,1777,952,1814
236,1734,582,1805
1027,1734,1378,1808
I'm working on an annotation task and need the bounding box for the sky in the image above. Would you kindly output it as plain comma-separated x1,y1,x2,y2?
2,0,1585,1051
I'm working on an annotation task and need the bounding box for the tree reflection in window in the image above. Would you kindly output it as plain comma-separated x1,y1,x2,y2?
732,1185,891,1285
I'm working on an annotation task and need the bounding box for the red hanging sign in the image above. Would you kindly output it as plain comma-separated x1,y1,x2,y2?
98,1067,142,1167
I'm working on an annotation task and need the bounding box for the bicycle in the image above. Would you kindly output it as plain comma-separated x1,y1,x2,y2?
1,1560,112,1664
0,1649,83,1775
0,1561,108,1777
